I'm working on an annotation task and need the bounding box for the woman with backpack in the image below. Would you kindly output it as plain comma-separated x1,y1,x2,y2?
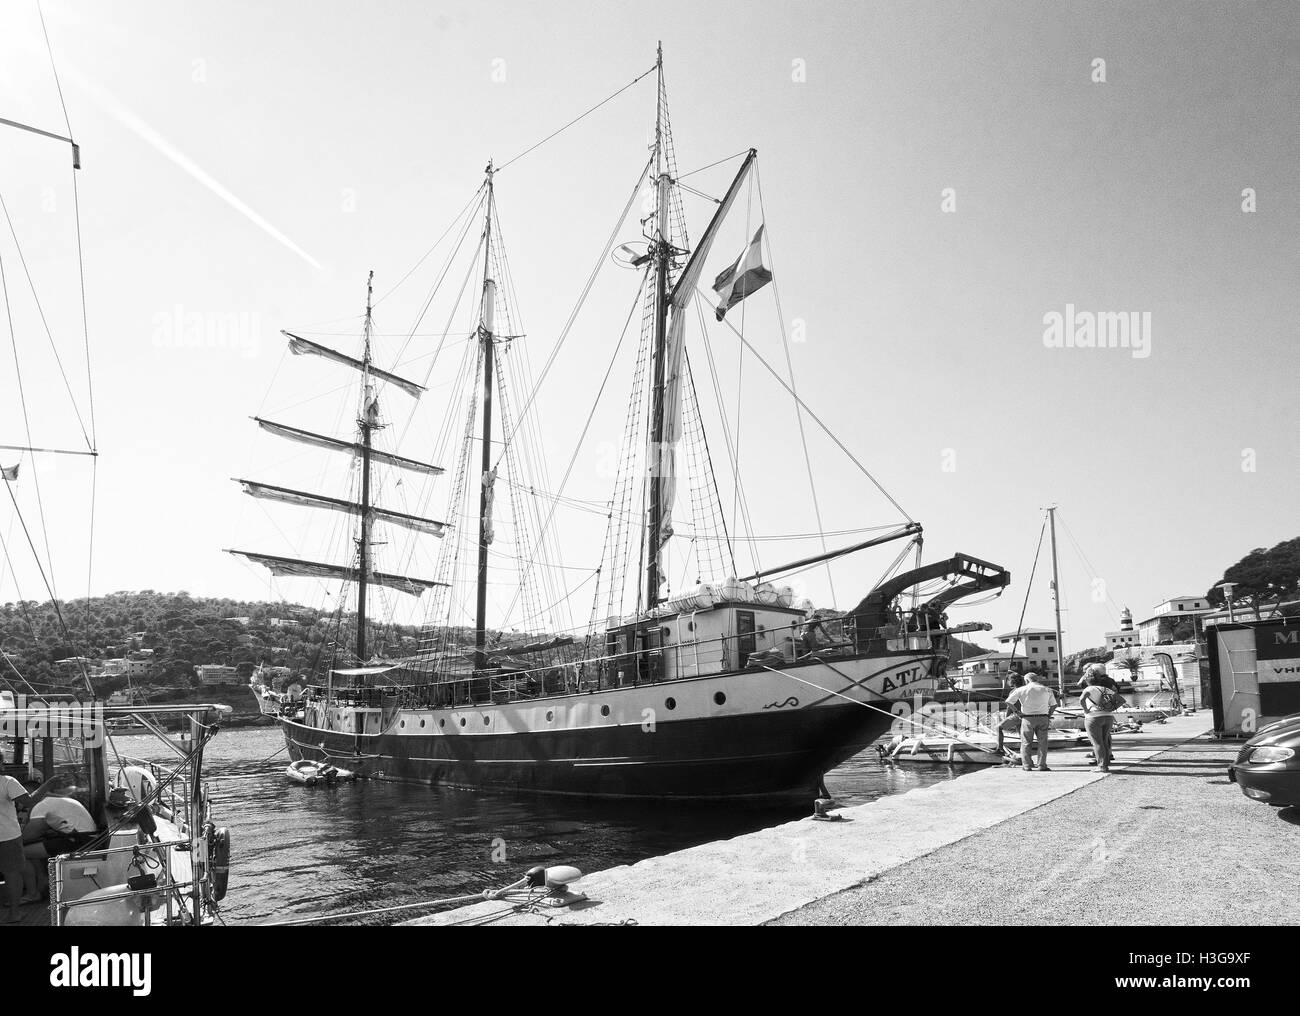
1080,671,1124,772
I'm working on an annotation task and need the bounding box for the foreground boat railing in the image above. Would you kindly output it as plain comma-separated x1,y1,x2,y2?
50,836,208,927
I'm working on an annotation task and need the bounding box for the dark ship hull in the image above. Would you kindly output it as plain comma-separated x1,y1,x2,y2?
276,651,936,804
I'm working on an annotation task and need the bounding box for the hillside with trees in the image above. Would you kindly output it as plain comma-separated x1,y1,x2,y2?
0,591,423,696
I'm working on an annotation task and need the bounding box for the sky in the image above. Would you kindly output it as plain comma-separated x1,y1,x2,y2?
0,0,1296,654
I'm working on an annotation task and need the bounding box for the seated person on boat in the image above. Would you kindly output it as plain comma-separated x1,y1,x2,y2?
22,780,98,899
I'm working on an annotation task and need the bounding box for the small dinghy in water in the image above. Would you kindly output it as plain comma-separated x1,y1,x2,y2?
287,759,356,786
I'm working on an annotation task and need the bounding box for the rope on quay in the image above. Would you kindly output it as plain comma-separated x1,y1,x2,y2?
261,883,551,930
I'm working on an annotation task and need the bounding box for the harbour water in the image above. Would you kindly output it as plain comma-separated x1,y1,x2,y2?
111,726,958,925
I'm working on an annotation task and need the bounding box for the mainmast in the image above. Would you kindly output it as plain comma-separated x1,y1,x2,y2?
1047,505,1066,699
475,163,498,669
357,270,376,662
646,42,671,611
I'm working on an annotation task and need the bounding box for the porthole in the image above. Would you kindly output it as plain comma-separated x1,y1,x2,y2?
600,704,610,717
459,717,466,727
546,710,554,721
400,720,406,729
484,715,491,726
420,719,426,728
439,718,446,728
666,697,677,710
714,692,726,706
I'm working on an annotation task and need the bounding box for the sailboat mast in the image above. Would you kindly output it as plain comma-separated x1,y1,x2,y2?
475,164,497,669
1047,505,1065,699
646,42,670,611
357,270,375,663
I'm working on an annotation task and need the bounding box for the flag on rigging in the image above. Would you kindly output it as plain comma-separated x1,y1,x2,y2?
713,225,772,321
1,463,18,481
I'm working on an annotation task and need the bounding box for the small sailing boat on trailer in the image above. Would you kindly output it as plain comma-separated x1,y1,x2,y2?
233,46,1011,804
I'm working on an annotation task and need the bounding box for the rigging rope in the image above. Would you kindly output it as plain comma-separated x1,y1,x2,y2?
1005,516,1049,674
496,157,652,462
496,63,657,173
501,269,648,630
701,287,914,524
756,166,838,605
0,193,93,447
1056,510,1122,627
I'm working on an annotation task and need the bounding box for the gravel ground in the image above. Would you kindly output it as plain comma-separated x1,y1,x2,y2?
770,737,1299,925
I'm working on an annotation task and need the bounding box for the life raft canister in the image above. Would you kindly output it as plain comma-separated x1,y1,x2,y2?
207,824,231,901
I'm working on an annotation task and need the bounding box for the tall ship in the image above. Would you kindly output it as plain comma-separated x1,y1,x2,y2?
233,48,1010,804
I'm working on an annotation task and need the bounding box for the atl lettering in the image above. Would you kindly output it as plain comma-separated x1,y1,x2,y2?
880,668,922,693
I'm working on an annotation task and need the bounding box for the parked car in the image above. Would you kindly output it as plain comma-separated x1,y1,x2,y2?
1229,712,1300,808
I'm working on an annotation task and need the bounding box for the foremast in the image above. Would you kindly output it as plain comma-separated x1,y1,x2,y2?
228,275,447,670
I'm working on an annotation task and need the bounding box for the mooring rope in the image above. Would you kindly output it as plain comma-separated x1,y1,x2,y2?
760,660,1011,758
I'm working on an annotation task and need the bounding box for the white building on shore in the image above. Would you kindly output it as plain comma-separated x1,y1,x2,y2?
995,627,1059,673
1136,595,1215,645
194,664,242,686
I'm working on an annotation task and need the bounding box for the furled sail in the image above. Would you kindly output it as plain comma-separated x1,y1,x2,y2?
284,331,426,399
235,479,447,536
253,418,444,475
652,149,758,558
225,549,445,596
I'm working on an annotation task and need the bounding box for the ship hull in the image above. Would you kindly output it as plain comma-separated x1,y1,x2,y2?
277,652,939,804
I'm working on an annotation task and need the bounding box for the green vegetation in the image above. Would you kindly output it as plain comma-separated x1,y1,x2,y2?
1206,537,1300,618
0,590,423,695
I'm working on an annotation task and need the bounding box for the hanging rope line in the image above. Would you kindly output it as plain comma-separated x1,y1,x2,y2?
496,63,657,173
1,255,62,603
37,1,74,139
1056,510,1122,627
499,269,649,630
693,296,763,578
676,149,752,180
495,157,651,461
756,165,837,604
0,193,93,447
700,287,914,524
1004,515,1049,674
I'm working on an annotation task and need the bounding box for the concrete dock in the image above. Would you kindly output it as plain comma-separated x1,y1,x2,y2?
405,712,1298,926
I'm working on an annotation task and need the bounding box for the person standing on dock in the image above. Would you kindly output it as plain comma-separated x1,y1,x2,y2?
1079,672,1121,772
1005,671,1059,771
0,755,35,923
